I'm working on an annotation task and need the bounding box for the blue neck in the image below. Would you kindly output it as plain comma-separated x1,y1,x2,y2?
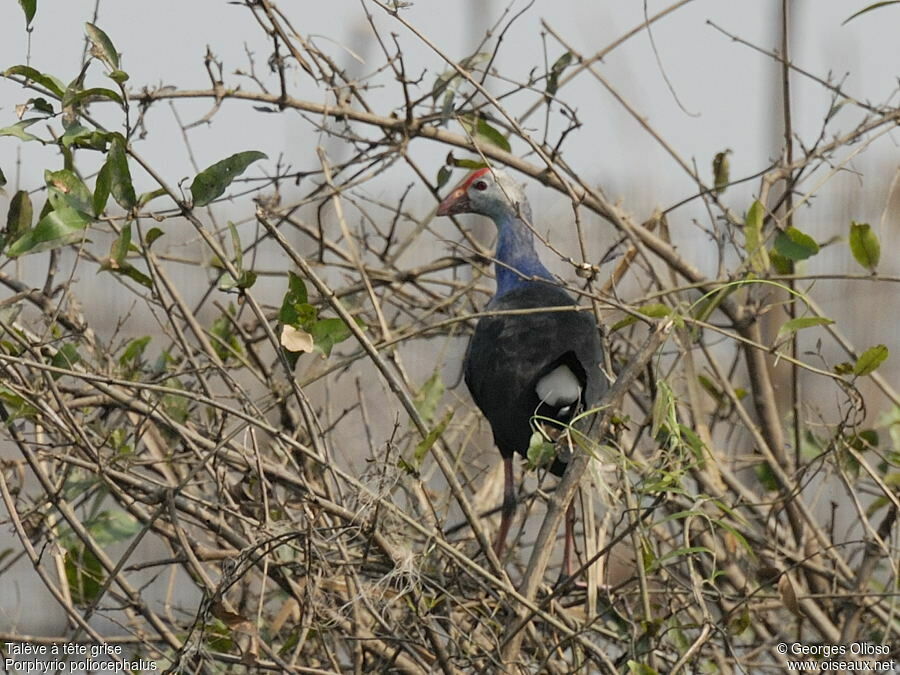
491,208,554,296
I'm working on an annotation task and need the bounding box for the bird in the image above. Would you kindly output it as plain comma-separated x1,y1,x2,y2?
437,167,607,577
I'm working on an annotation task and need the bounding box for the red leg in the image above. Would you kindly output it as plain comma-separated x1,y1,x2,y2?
494,456,516,559
561,499,577,578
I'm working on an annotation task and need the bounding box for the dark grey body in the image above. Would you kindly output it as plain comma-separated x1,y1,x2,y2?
464,282,607,477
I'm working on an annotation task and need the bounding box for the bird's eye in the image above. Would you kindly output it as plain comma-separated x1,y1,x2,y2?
473,180,488,191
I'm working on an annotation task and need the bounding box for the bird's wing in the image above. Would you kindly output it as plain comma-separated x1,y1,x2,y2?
464,283,606,458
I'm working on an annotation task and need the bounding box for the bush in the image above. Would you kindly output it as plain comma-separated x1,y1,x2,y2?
1,2,898,672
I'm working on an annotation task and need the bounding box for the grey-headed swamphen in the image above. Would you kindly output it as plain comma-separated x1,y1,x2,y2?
437,167,608,575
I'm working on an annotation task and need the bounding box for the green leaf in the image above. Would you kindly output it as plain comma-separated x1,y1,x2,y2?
849,429,879,453
460,52,491,71
218,270,257,293
609,316,637,332
842,1,900,25
0,118,44,143
446,153,488,170
108,69,129,84
439,90,455,123
289,302,317,327
627,660,659,675
85,510,140,545
161,378,190,422
6,190,33,242
7,205,91,257
59,123,89,145
712,149,731,195
109,262,152,289
414,409,453,467
84,23,120,70
639,303,672,318
93,162,111,216
727,606,751,636
119,336,151,368
211,306,242,362
145,227,164,247
550,51,573,74
397,457,419,478
18,0,36,26
37,197,52,220
678,424,706,460
651,380,677,441
431,70,458,102
26,97,54,116
61,125,110,151
754,461,779,491
234,270,257,290
774,226,819,261
66,87,123,107
526,430,556,469
649,545,713,571
743,200,769,273
203,619,235,653
610,303,672,332
691,284,737,326
239,270,257,289
474,118,511,152
278,272,309,324
769,248,793,275
61,63,90,112
4,66,64,98
103,135,136,210
697,375,723,403
309,317,354,357
546,51,573,98
431,52,490,101
0,166,5,188
190,151,267,207
227,221,244,274
109,222,132,266
436,165,452,190
459,115,511,153
849,221,880,272
65,546,104,607
278,273,362,356
834,361,854,376
137,188,168,208
0,386,37,420
777,316,833,336
50,343,81,378
45,169,93,215
854,344,888,377
414,371,445,425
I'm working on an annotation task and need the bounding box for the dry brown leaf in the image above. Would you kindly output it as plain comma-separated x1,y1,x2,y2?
777,573,802,617
281,325,314,353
